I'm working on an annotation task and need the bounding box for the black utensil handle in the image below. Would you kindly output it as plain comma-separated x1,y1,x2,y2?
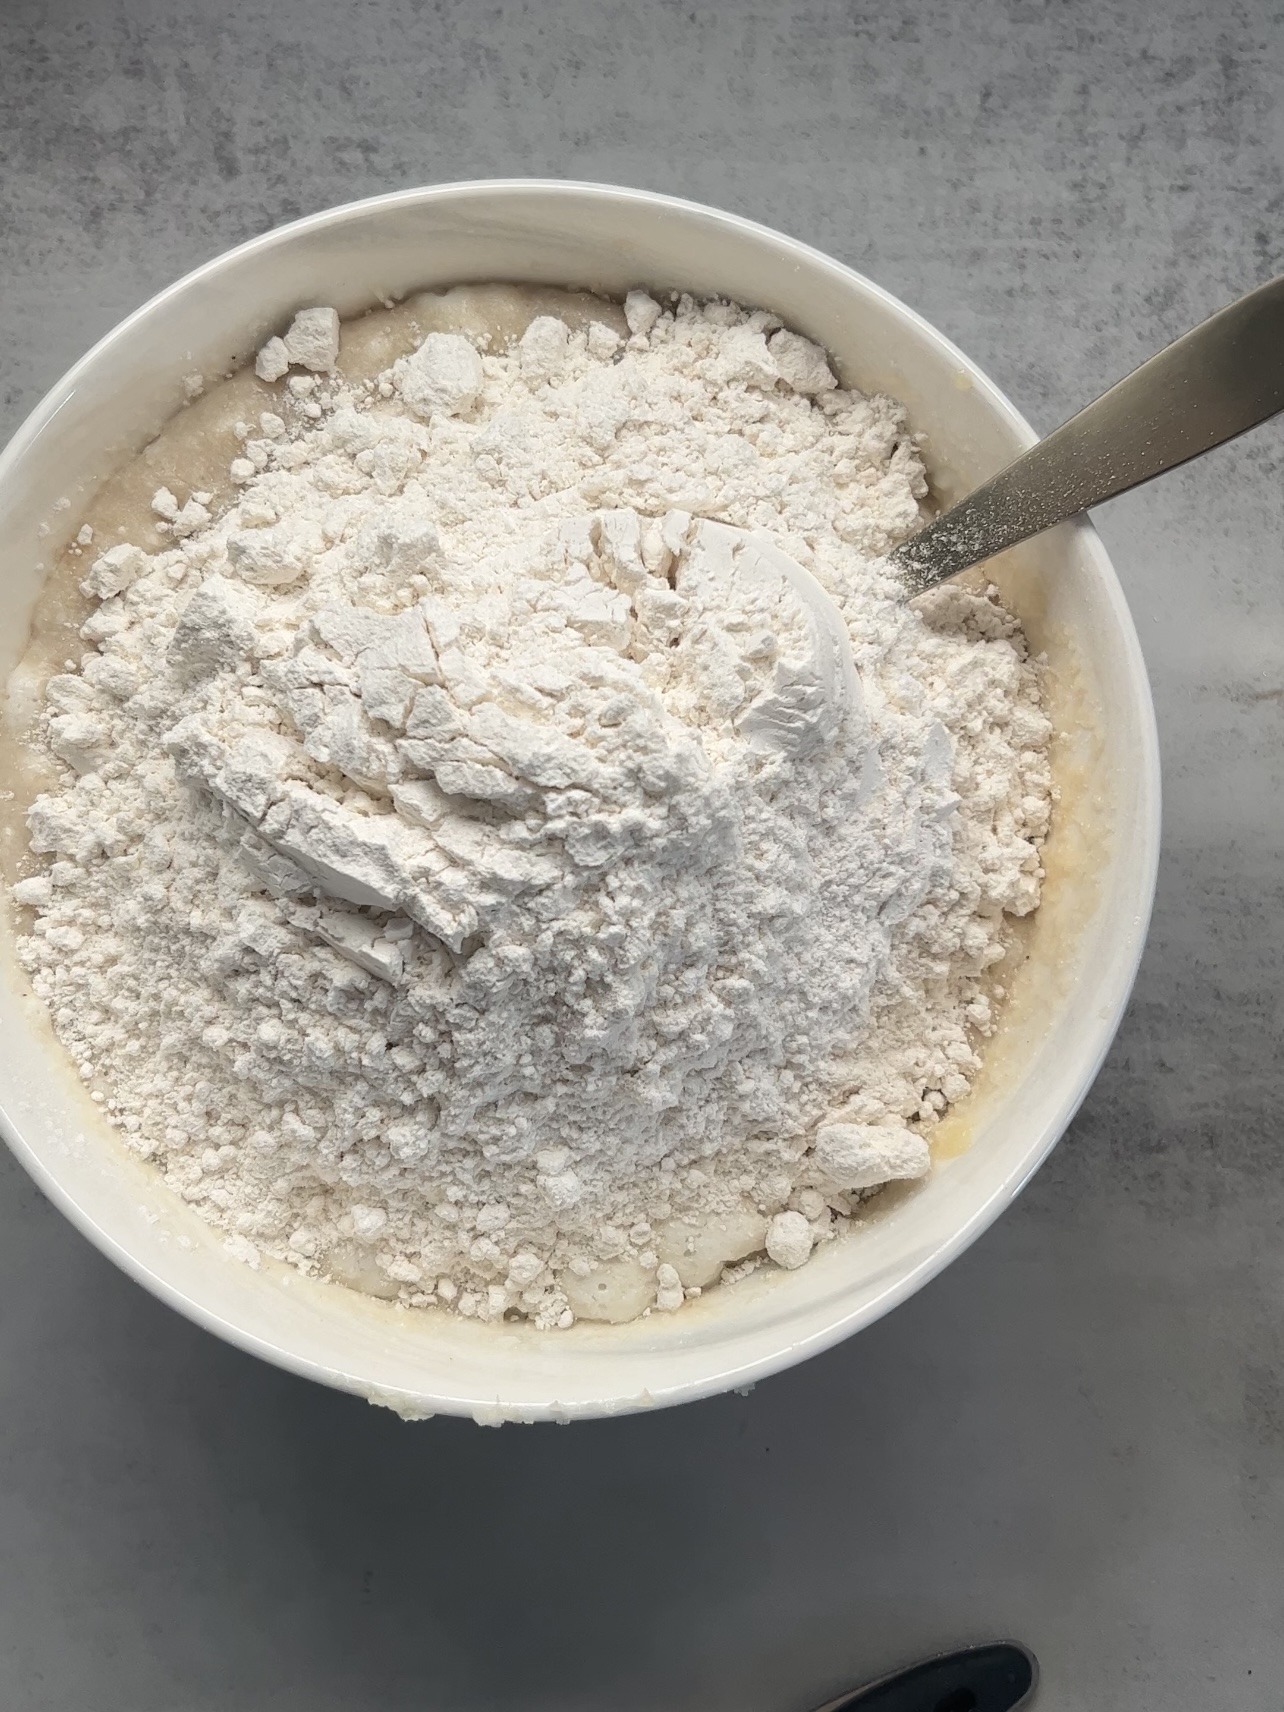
818,1642,1038,1712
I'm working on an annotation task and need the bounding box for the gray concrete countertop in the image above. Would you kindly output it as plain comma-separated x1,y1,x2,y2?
1,3,1281,1708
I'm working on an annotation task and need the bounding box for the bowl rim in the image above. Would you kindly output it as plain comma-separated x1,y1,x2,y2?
0,179,1161,1417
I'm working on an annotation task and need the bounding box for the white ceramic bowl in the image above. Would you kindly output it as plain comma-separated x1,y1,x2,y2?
0,182,1160,1422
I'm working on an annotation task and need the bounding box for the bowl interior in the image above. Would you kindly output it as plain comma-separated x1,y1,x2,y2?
0,184,1159,1421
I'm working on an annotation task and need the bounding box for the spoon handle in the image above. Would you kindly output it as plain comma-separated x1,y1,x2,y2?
813,1641,1037,1712
893,272,1284,593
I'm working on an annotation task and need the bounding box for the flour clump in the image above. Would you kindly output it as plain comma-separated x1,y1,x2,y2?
11,288,1052,1328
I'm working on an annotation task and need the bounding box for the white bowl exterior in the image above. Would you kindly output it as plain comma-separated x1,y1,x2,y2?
0,184,1160,1421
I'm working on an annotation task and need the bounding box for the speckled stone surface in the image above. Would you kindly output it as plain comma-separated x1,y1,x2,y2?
1,3,1281,1708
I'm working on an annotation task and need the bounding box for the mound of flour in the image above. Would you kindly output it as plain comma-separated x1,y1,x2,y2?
12,292,1052,1327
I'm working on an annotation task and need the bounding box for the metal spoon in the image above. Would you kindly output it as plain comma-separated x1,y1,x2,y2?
892,273,1284,595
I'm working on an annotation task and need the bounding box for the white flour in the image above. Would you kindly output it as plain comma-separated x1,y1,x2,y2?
11,293,1052,1327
